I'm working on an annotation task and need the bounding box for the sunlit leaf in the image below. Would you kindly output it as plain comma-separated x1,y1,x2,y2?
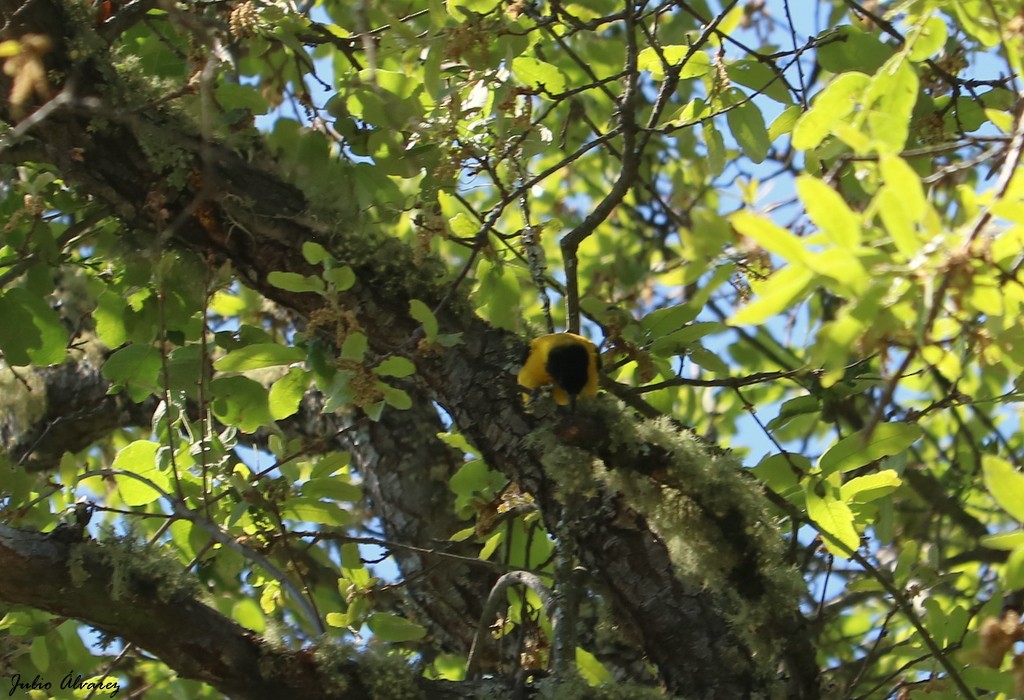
805,480,860,558
511,56,567,94
819,423,922,477
215,343,305,371
267,271,325,294
797,175,861,248
366,612,427,642
983,455,1024,522
110,440,168,506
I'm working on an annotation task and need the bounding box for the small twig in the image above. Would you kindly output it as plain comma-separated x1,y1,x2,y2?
560,5,641,334
465,571,556,680
636,368,806,392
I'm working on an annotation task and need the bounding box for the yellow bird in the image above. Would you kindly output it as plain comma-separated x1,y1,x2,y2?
517,332,600,411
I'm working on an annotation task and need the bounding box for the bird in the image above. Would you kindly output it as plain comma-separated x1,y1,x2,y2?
517,332,600,411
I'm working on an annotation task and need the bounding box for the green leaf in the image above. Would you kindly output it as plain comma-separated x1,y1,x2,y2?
340,541,362,570
876,188,920,260
725,96,770,164
649,322,724,356
796,175,861,248
818,423,922,477
727,60,792,104
325,266,356,291
269,366,309,420
29,635,49,672
511,56,567,94
374,356,416,378
301,478,362,502
282,498,351,525
410,299,438,341
981,530,1024,551
366,612,427,642
215,343,305,371
792,72,870,150
840,469,902,504
479,530,504,560
94,288,128,348
446,0,498,17
817,25,893,74
380,383,412,410
877,154,927,254
111,440,168,506
475,258,519,330
0,288,67,366
637,46,711,81
267,271,325,294
576,647,613,686
215,82,270,114
983,455,1024,522
687,344,730,373
704,121,725,177
210,376,273,433
805,480,860,558
767,396,821,431
325,612,349,629
450,526,476,542
1005,547,1024,590
731,265,815,326
865,58,919,153
301,241,331,264
341,332,368,360
103,344,162,402
641,302,700,337
450,459,504,512
768,104,801,140
907,16,947,62
731,211,810,265
232,598,266,632
752,453,809,495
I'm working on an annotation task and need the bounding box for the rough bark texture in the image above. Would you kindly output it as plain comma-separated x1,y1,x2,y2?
0,2,820,698
0,524,516,700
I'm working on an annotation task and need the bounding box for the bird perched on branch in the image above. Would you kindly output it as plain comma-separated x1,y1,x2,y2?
517,332,600,411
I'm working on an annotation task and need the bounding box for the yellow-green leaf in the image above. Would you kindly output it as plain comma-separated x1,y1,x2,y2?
111,440,168,506
840,469,902,504
982,455,1024,522
731,265,814,326
732,211,810,265
819,423,922,477
726,98,770,164
797,176,861,249
907,16,948,62
215,343,305,371
637,46,710,81
267,271,325,294
981,530,1024,551
511,56,566,94
375,356,416,378
479,530,504,560
805,481,860,558
792,72,870,150
367,612,427,642
576,647,613,686
269,367,310,420
1005,547,1024,589
410,299,438,341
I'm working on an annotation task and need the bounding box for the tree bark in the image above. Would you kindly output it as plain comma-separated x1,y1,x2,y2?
0,1,819,697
